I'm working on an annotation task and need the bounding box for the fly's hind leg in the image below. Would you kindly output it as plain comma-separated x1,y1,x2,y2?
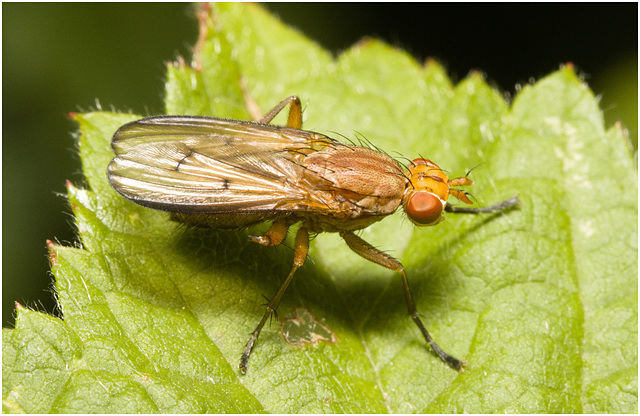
339,230,465,371
240,225,309,374
259,96,303,129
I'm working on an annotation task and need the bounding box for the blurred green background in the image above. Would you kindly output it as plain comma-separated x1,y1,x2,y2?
3,3,637,328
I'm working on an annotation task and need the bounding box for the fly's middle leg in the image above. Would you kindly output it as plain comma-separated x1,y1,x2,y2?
239,226,309,374
339,230,465,371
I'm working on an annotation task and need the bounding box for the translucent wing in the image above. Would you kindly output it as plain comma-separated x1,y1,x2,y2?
107,115,338,214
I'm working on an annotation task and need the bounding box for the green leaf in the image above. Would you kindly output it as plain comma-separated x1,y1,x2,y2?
3,3,637,413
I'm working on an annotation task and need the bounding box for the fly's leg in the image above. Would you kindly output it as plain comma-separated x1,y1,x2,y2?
339,230,465,371
248,219,289,246
445,195,519,214
259,96,302,129
239,226,309,374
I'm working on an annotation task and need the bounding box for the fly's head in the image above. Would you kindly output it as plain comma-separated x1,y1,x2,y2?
402,158,474,226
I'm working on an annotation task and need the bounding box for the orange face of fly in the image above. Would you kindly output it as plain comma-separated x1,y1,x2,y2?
402,158,474,226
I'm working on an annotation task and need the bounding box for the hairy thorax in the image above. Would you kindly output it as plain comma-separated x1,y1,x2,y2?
300,145,407,232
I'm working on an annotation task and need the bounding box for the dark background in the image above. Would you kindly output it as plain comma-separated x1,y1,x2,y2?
3,3,637,327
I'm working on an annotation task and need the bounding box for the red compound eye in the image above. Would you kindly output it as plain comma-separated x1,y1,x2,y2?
406,192,443,225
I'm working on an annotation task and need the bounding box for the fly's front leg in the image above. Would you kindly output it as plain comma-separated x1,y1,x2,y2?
339,230,465,371
445,195,519,214
239,226,309,374
259,96,302,129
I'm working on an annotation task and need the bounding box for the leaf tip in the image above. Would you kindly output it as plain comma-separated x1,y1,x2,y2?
613,120,635,155
352,36,375,50
65,180,80,198
46,240,58,266
424,56,438,67
558,62,582,80
469,69,486,81
192,4,212,71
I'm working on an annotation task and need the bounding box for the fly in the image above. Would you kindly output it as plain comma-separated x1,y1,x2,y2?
107,96,519,374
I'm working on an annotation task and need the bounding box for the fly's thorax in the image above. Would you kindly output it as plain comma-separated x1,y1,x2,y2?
402,158,451,226
302,145,405,218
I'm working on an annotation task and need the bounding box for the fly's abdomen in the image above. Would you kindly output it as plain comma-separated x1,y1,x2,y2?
170,211,280,229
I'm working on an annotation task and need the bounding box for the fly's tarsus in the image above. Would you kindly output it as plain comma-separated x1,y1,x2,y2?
411,312,465,370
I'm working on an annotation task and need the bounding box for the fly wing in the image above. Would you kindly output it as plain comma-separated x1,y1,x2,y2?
108,115,337,214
